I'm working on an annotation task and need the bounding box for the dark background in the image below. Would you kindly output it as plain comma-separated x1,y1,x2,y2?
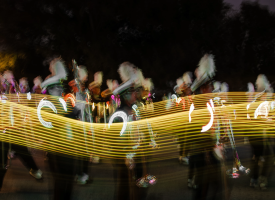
1,0,275,100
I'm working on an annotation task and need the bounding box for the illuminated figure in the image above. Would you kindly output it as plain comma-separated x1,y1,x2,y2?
111,61,152,200
89,71,105,164
32,76,43,94
89,71,104,123
175,71,193,165
249,74,274,189
41,57,76,200
188,54,226,199
143,78,154,112
1,71,43,181
101,79,119,118
69,61,92,185
19,77,30,93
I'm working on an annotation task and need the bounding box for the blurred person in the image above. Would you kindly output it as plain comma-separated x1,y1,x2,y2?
249,74,274,190
135,70,157,195
89,71,104,123
41,57,76,200
2,71,43,180
0,73,8,190
32,76,43,94
111,61,151,200
189,54,227,200
19,77,30,93
176,72,193,166
101,79,119,117
143,78,154,112
88,71,105,164
68,63,92,185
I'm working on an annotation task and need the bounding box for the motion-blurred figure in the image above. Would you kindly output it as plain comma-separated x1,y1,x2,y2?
112,61,151,200
176,72,193,165
249,74,274,190
189,54,227,200
69,62,92,185
41,57,75,200
89,71,104,164
2,71,43,180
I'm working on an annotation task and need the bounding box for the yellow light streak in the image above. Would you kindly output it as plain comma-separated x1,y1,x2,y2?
0,92,273,163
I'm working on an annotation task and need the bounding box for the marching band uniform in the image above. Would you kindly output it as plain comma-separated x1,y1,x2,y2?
176,72,193,166
189,54,223,200
112,62,150,200
2,71,43,180
41,58,75,200
89,72,105,164
69,64,92,185
101,79,119,118
0,73,8,190
249,74,274,189
89,72,105,123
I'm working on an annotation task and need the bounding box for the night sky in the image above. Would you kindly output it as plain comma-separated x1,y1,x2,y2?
1,0,275,100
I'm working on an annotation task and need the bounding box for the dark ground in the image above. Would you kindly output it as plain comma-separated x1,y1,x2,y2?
0,143,274,200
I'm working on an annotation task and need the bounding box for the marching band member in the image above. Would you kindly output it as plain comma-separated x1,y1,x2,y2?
89,71,104,164
89,71,104,123
19,77,30,93
249,74,273,189
2,71,43,180
189,54,223,199
32,76,43,94
142,78,154,112
41,57,76,200
111,61,150,200
69,63,92,185
101,79,119,117
177,72,193,166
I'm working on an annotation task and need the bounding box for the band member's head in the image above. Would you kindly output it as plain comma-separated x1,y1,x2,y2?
247,82,255,93
33,76,43,94
101,79,119,99
181,72,192,96
255,74,270,92
221,82,229,93
113,62,138,106
200,81,214,94
19,77,29,93
78,65,88,83
142,78,154,99
190,54,216,94
41,57,67,96
89,71,103,95
3,70,15,85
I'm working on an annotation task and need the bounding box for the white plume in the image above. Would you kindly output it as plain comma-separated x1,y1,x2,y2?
50,58,67,79
221,82,229,92
143,78,154,91
94,71,103,86
247,82,255,92
255,74,269,92
41,58,67,88
213,81,221,92
106,79,113,91
198,54,216,79
176,78,183,87
112,80,119,91
118,62,136,82
135,68,145,88
182,71,192,85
